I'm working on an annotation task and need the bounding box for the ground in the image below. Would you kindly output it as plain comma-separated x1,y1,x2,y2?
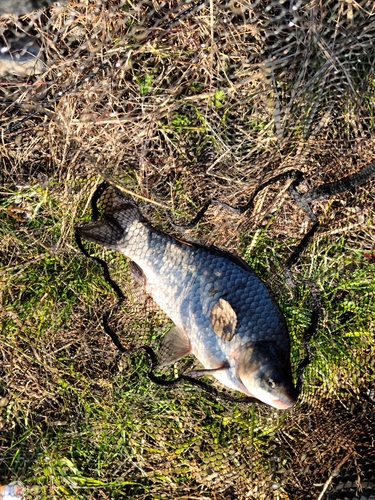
0,1,375,499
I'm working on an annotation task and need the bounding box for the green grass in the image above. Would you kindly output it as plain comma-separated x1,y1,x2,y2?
0,186,284,498
1,182,374,499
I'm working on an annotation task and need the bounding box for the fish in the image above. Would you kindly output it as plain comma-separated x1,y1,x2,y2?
0,481,25,500
77,184,297,409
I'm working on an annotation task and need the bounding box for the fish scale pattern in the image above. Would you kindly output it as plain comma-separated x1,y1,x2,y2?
99,190,291,367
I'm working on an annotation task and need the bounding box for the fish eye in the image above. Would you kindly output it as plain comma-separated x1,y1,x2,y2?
268,378,276,389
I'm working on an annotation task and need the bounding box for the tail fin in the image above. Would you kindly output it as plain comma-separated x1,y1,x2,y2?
76,185,143,249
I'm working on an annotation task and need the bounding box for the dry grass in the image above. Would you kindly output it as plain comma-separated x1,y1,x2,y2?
1,0,375,498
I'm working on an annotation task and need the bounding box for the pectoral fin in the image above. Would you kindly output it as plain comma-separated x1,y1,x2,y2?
158,326,192,367
210,298,237,342
187,364,230,378
129,261,145,285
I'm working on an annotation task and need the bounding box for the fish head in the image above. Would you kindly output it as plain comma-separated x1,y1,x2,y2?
236,342,297,410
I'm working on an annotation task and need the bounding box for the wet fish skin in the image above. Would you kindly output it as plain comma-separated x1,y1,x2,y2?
77,185,296,409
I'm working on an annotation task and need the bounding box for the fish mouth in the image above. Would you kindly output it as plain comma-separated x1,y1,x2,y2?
272,398,295,410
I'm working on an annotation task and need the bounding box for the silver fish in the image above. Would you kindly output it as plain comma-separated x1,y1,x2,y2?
77,185,296,409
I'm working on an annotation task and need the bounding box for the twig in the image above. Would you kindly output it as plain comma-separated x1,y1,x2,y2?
317,453,351,500
102,179,170,211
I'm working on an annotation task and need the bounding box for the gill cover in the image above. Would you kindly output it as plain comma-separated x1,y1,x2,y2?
236,342,296,409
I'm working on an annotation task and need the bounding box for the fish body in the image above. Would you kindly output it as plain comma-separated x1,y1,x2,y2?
77,185,296,409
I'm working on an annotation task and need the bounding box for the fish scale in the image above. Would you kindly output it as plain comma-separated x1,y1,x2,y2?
125,228,284,360
77,185,296,409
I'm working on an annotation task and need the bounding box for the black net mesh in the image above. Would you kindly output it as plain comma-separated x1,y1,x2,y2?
1,1,375,499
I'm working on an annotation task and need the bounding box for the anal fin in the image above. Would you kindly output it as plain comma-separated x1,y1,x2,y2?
158,326,192,367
